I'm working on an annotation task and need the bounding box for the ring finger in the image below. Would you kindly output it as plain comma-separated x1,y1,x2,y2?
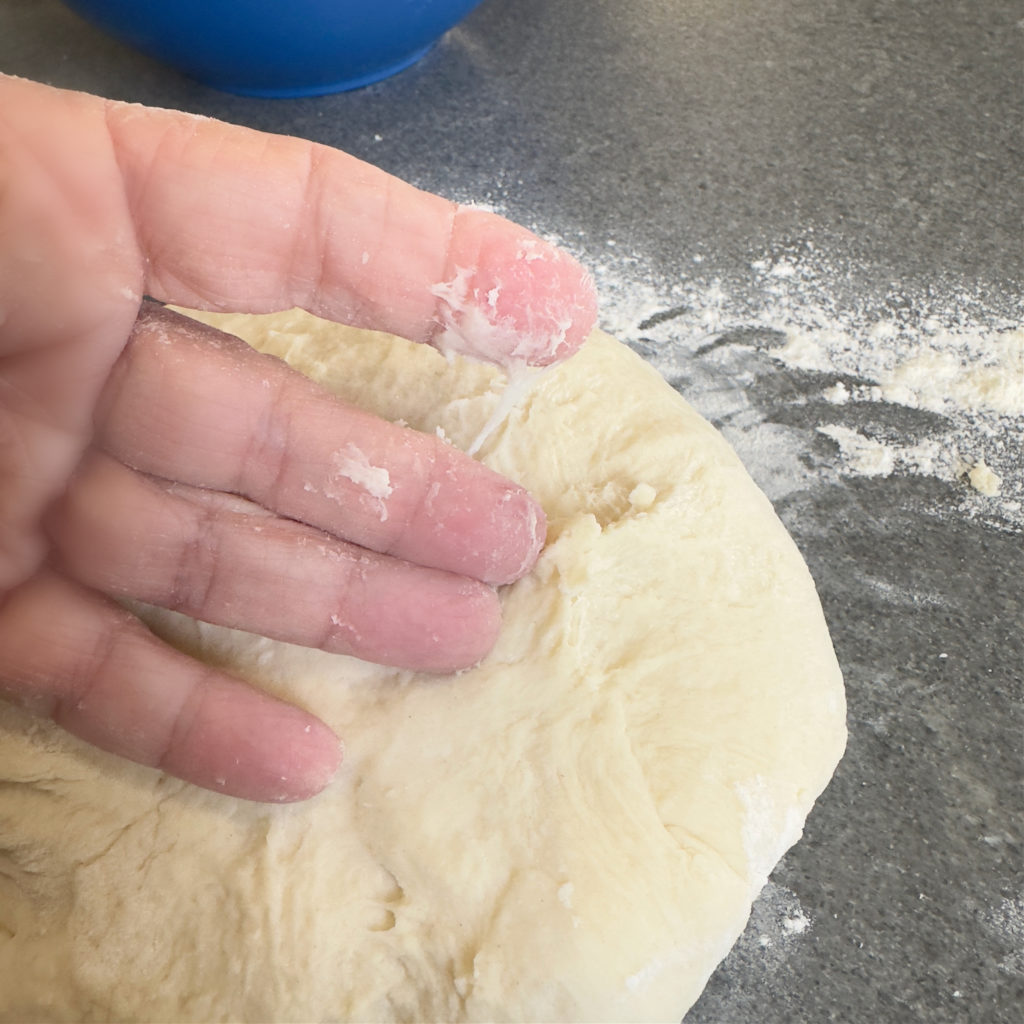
45,451,502,673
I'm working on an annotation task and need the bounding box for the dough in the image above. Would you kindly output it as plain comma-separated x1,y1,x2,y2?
0,311,846,1022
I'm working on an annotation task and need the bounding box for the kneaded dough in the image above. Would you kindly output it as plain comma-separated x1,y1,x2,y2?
0,311,846,1022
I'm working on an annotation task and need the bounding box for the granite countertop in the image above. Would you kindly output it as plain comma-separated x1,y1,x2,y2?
2,1,1021,1021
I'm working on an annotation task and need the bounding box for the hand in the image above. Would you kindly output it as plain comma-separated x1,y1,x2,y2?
0,76,596,802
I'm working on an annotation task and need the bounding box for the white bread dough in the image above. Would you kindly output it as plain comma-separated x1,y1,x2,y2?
0,311,846,1022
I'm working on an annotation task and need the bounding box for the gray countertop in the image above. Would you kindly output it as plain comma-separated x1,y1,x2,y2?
2,1,1021,1021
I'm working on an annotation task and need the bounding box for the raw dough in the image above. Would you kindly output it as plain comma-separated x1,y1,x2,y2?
0,311,846,1022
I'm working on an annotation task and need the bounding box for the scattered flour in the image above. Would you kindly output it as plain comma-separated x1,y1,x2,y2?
557,881,575,909
983,894,1024,977
781,908,811,936
881,334,1024,416
735,776,807,898
740,880,814,964
331,444,392,500
575,242,1023,529
817,425,896,478
327,443,393,521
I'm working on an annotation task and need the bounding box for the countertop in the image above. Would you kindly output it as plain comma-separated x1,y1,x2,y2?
2,1,1021,1021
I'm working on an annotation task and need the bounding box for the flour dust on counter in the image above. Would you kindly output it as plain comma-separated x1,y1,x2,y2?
0,309,845,1023
583,237,1024,534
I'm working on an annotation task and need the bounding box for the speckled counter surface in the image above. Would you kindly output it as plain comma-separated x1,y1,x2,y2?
2,1,1021,1021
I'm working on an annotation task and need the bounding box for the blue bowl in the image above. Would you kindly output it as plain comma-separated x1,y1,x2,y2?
62,0,485,96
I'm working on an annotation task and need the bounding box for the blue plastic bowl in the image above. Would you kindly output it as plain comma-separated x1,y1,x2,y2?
62,0,485,96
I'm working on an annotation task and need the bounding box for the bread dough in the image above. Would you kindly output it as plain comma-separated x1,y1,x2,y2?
0,311,846,1022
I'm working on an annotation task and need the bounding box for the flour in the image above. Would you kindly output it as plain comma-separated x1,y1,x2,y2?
781,908,810,935
573,242,1023,529
732,880,814,967
882,334,1024,416
735,776,808,898
331,444,393,501
326,443,392,521
816,425,896,478
984,894,1024,977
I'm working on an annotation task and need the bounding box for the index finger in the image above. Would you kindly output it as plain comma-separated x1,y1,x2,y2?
100,86,598,366
1,76,596,594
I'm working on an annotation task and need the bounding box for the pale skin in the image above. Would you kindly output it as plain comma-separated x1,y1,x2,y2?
0,75,597,803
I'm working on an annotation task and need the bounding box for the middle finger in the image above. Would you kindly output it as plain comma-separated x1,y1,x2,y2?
95,303,545,587
46,451,502,673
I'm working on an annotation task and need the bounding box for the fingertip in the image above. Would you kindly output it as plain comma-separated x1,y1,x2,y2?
434,208,597,367
488,487,547,586
339,568,502,674
424,575,503,672
526,254,598,366
273,714,344,802
166,685,343,804
544,266,597,364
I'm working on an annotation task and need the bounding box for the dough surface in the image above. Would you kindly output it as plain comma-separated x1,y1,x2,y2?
0,311,846,1022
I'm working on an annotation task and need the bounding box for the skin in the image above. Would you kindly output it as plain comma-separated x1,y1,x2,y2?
0,75,597,803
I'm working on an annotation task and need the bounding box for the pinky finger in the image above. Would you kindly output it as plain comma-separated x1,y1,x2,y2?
0,571,340,802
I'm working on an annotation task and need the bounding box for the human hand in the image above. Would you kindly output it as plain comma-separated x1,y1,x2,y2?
0,75,596,802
